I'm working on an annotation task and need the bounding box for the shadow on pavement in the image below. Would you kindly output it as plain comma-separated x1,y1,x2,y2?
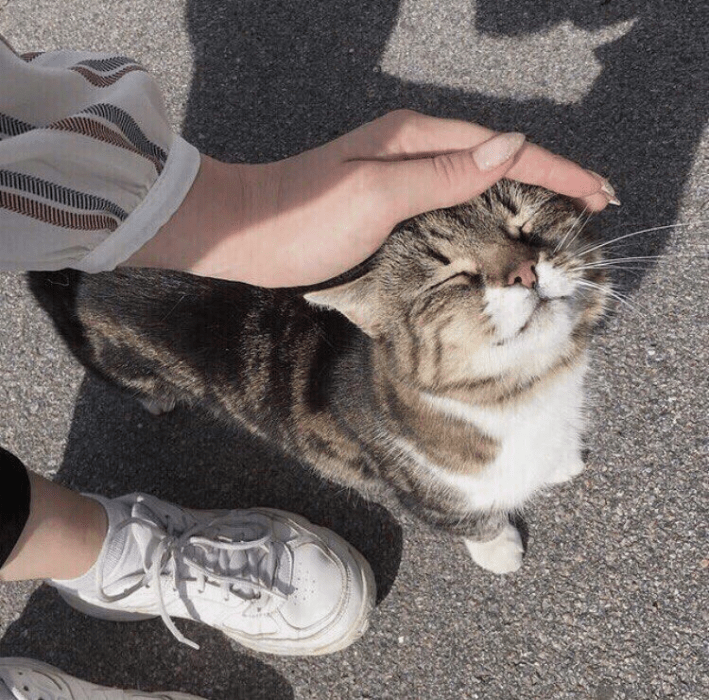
182,0,708,296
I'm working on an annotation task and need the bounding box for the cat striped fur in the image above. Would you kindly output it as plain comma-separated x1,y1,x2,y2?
29,180,610,574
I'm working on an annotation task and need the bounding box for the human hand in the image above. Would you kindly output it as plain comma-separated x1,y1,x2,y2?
128,110,616,287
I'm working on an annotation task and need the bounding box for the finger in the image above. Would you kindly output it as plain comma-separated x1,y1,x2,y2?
377,132,526,221
506,143,613,211
343,111,614,211
344,110,617,214
338,110,496,161
572,190,611,212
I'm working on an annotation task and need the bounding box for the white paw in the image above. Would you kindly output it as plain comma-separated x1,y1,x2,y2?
464,524,524,574
547,456,585,485
138,395,176,415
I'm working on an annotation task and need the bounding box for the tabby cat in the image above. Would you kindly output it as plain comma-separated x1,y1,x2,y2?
30,181,610,574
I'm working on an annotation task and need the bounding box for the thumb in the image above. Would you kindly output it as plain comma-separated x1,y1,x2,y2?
380,132,526,220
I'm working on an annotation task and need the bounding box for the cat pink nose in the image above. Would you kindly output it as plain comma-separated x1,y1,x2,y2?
507,260,537,289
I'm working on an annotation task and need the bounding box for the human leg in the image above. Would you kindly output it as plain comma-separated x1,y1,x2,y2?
0,447,375,655
0,448,107,582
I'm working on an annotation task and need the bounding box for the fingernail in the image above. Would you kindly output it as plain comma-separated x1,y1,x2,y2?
600,180,618,199
588,171,621,205
473,132,526,171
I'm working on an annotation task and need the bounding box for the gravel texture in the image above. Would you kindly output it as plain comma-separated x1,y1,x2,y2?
0,1,707,699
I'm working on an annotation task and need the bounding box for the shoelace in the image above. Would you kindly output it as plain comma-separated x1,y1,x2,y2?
95,504,291,649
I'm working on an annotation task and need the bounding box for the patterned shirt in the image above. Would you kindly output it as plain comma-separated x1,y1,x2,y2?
0,38,200,272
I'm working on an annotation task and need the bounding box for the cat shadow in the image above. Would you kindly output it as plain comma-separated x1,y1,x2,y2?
182,0,708,301
0,376,403,698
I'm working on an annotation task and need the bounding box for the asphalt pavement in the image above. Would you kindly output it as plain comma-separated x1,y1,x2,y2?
0,1,707,698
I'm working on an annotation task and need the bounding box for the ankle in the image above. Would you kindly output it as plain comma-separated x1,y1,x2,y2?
0,475,108,582
67,494,109,578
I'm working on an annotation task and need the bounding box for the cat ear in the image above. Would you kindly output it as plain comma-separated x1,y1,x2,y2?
303,274,382,337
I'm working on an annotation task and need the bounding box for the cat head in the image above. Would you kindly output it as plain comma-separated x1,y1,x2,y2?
305,181,610,390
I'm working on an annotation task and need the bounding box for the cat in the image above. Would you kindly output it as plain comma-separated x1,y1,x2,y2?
29,180,610,575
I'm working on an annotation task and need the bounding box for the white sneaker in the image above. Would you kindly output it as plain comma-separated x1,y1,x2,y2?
49,494,375,656
0,658,203,700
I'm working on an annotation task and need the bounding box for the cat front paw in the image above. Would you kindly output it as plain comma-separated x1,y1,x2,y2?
137,395,176,416
464,524,524,574
547,456,585,485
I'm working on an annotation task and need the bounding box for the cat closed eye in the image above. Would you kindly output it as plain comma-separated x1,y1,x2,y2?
425,247,451,266
425,270,481,294
447,271,483,287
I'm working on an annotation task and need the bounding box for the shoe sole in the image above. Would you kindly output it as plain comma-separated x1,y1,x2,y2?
55,589,157,622
0,658,204,699
56,509,377,656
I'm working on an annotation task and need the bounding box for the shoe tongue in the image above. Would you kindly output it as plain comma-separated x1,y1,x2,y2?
185,521,284,595
131,500,170,559
101,500,137,587
186,517,292,601
102,500,172,589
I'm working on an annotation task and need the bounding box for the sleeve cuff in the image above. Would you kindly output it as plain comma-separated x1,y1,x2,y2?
76,136,201,273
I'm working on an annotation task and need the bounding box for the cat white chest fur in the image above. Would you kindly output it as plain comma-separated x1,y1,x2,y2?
421,356,589,512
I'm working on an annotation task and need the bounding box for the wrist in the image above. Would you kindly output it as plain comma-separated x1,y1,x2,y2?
123,154,258,282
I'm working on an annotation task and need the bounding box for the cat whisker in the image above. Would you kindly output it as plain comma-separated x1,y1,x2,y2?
576,279,644,317
565,209,594,251
601,239,708,251
574,255,664,270
555,206,590,254
579,265,650,274
576,265,652,273
574,221,706,258
577,251,707,272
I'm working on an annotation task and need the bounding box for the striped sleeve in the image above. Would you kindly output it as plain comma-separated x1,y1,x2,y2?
0,40,200,272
